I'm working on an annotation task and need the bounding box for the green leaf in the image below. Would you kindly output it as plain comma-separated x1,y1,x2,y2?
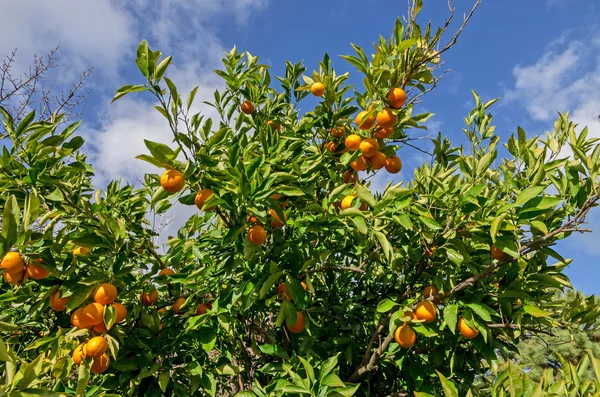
436,370,458,397
373,231,392,262
258,344,289,360
159,370,170,393
111,84,147,103
259,271,284,299
420,216,442,230
104,304,116,330
320,354,339,381
465,303,493,322
490,213,507,243
322,373,345,388
234,392,257,397
199,326,217,352
355,183,376,208
523,304,551,318
75,362,90,397
17,353,44,389
443,304,459,334
187,86,199,111
155,56,172,81
515,186,545,206
393,213,413,230
494,236,519,258
376,298,399,313
66,285,97,310
1,195,19,246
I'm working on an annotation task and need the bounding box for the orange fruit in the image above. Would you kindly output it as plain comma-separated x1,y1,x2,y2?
93,322,107,333
158,268,175,276
249,225,267,246
286,311,305,334
368,152,386,170
1,252,24,272
385,155,402,174
112,302,127,323
71,308,90,329
72,246,91,256
173,297,186,314
268,209,286,228
387,88,407,109
350,155,369,171
341,196,356,210
241,100,255,115
343,170,358,183
415,301,437,323
26,263,49,280
266,120,281,131
331,127,344,138
345,134,362,151
277,282,306,300
160,169,185,193
403,311,417,321
82,303,105,326
271,194,289,208
355,111,375,130
359,202,368,211
195,302,212,315
311,82,325,97
93,283,117,305
91,353,110,374
491,245,506,261
376,108,398,128
4,269,24,285
375,126,394,139
194,188,214,211
72,344,87,365
394,323,416,348
325,141,337,153
458,318,479,339
360,138,379,158
50,290,69,311
141,289,159,306
423,286,441,305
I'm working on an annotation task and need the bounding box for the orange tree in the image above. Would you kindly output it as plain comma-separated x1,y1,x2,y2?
2,2,600,396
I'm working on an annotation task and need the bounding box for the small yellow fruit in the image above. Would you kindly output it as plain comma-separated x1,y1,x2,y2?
311,82,325,97
359,138,379,158
355,111,375,130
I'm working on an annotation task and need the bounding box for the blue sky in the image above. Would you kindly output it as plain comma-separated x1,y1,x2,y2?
1,0,599,294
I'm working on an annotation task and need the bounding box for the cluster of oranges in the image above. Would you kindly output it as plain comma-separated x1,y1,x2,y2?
277,282,307,334
393,286,479,349
1,252,49,285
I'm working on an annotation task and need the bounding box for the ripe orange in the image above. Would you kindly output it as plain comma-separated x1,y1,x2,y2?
72,344,87,365
375,126,394,139
268,209,286,228
345,134,362,151
271,194,289,208
458,318,479,339
311,82,325,97
355,111,375,130
1,252,24,272
491,245,506,261
368,152,386,170
112,302,127,323
93,283,117,305
325,141,337,153
376,108,398,128
249,225,267,245
403,311,417,321
91,353,110,374
341,196,356,210
160,169,185,193
93,322,107,333
387,88,407,109
415,301,437,323
4,269,24,285
360,138,379,157
195,302,212,315
173,297,186,314
194,188,214,211
394,323,416,348
241,100,255,115
72,246,91,256
423,286,441,305
82,303,105,326
350,155,369,171
266,120,281,131
158,268,175,277
286,311,305,334
247,215,258,223
343,170,358,183
385,155,402,174
141,290,159,306
26,263,49,280
71,308,90,329
331,127,344,138
50,290,69,311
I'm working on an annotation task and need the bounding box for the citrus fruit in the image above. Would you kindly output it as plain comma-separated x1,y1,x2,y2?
141,290,159,306
369,152,386,170
82,303,105,326
311,82,325,96
385,155,402,174
350,155,369,171
93,283,117,305
194,188,214,211
160,169,185,193
241,100,255,114
458,317,479,339
376,108,398,128
173,297,186,314
343,170,358,183
50,290,69,311
112,302,127,323
394,323,416,348
355,111,375,130
387,88,407,108
415,301,437,323
0,252,24,272
26,263,49,280
91,353,110,374
249,225,267,245
345,134,362,151
286,311,305,334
